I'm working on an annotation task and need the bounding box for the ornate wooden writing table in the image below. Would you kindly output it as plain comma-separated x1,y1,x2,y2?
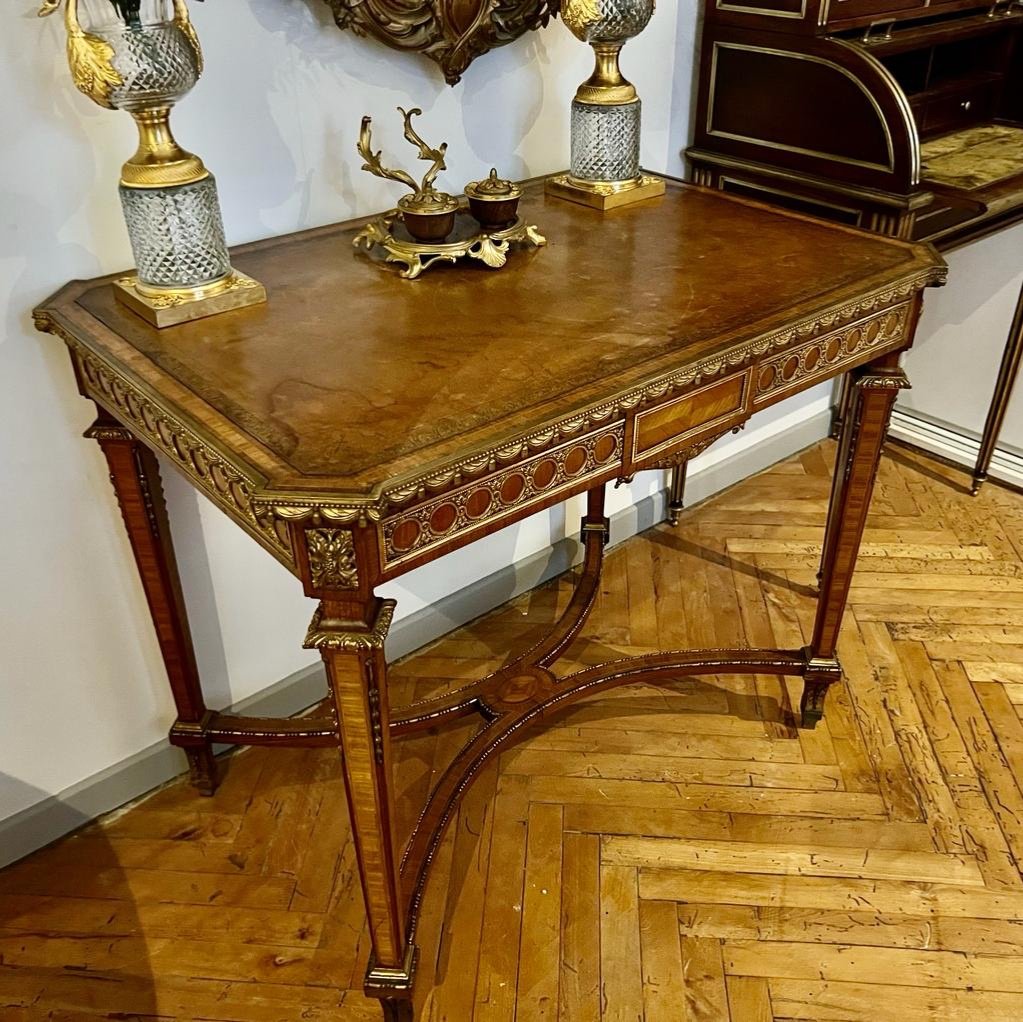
35,179,944,1020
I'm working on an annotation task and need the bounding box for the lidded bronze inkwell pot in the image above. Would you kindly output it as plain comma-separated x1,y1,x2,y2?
464,170,522,230
396,192,459,243
358,108,458,243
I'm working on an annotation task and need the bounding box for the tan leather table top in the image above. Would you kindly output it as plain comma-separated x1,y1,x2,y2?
38,178,941,497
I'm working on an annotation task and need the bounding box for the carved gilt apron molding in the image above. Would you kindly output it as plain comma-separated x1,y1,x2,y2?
40,322,295,570
32,266,936,585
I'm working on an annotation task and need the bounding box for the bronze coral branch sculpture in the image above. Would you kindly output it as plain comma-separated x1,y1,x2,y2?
358,107,450,202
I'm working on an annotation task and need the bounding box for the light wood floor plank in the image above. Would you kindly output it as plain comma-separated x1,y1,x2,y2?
680,936,729,1021
604,836,984,885
639,866,1023,918
639,900,687,1022
558,833,601,1022
725,939,1023,991
515,803,564,1020
769,978,1023,1022
598,864,644,1021
725,975,773,1022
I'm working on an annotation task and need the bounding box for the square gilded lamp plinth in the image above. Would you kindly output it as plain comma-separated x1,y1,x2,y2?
113,272,267,328
545,172,665,210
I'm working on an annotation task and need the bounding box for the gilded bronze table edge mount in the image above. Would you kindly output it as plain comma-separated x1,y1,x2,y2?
33,260,943,590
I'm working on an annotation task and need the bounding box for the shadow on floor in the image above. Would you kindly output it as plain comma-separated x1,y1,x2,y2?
0,774,158,1019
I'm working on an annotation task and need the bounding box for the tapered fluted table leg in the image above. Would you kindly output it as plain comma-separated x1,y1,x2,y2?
380,1000,414,1022
972,280,1023,495
305,597,416,1021
804,352,910,728
87,414,217,794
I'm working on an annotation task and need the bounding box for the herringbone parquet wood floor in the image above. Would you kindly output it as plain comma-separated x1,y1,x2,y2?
3,441,1023,1021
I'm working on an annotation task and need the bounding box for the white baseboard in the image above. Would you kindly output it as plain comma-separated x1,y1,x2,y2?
0,665,330,870
0,404,832,868
889,409,1023,490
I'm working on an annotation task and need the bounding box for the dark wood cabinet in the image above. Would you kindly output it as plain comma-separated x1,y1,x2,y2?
690,0,1023,247
687,0,1023,495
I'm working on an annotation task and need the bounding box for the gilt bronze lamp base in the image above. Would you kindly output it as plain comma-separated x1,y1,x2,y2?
113,271,267,328
39,0,266,330
545,172,665,210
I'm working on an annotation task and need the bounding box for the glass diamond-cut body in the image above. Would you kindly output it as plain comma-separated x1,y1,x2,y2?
572,0,655,43
97,23,199,111
119,175,230,289
570,99,642,183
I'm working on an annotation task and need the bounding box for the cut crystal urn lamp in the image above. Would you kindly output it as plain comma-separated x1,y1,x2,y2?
38,0,265,326
546,0,665,210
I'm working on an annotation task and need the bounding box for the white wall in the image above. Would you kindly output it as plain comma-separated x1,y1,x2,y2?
1,0,836,847
898,224,1023,456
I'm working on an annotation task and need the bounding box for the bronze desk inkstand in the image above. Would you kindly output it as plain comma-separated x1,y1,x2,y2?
354,108,545,279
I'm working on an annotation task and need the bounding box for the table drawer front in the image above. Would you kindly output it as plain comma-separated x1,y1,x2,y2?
380,422,625,568
629,370,751,467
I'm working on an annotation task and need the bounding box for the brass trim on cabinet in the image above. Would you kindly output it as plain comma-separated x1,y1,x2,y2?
716,0,808,18
830,37,921,186
706,42,896,173
719,174,866,223
688,147,931,210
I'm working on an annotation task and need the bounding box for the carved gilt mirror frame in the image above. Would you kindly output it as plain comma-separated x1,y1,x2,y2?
319,0,559,84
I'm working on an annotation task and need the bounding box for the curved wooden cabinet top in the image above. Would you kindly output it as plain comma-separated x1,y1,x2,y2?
35,178,944,577
318,0,556,84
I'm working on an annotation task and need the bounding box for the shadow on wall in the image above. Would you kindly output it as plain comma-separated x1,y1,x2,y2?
227,0,454,233
0,774,158,1018
250,0,553,187
159,462,235,709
